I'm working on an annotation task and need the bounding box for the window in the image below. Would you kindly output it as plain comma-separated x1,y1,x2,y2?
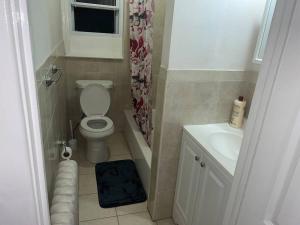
71,0,120,34
253,0,277,63
61,0,123,58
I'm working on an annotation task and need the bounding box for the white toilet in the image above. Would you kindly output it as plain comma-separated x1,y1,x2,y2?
76,80,114,163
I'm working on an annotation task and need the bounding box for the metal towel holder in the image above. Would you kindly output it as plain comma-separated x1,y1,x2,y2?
43,64,63,87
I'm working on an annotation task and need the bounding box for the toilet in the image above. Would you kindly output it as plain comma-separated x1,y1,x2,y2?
76,80,114,163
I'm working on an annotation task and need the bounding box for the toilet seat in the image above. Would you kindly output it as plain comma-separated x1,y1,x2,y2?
80,115,113,133
80,84,110,116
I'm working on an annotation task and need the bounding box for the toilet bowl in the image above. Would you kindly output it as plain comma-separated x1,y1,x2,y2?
77,81,114,163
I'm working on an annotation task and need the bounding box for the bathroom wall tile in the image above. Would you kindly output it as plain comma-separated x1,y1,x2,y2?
64,0,166,134
35,45,67,200
152,123,182,219
65,56,131,136
79,194,116,221
149,68,167,217
149,68,258,219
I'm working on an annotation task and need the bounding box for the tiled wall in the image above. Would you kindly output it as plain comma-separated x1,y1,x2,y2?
64,0,166,135
35,43,67,200
148,68,168,217
148,69,257,219
65,57,132,134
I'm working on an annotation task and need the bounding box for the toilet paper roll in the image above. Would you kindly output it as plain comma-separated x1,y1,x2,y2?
61,146,72,160
51,213,75,225
59,160,77,168
55,178,76,188
56,172,77,181
57,166,77,176
50,202,76,214
53,186,77,196
52,194,77,205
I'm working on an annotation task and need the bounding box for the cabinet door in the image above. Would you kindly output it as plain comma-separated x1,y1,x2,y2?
191,154,231,225
173,135,202,225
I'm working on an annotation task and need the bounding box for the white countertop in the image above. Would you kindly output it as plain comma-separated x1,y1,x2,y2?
184,123,244,176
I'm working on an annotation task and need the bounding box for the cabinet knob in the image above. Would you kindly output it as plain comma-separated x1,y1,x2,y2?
195,156,200,161
200,162,206,168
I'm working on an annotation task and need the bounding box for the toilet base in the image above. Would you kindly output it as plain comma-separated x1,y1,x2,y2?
86,139,109,163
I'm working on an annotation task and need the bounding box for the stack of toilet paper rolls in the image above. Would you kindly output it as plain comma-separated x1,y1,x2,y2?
51,160,78,225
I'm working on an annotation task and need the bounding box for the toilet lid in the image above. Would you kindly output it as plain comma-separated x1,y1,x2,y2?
80,84,110,116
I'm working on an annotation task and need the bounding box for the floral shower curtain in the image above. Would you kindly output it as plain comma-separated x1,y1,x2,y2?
129,0,154,146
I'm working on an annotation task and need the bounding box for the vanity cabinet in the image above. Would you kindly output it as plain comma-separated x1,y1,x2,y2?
173,132,232,225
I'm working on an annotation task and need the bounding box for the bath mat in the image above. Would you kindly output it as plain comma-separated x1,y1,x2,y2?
95,160,147,208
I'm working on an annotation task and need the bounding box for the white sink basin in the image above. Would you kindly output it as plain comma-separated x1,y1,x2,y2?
208,132,242,160
184,123,244,176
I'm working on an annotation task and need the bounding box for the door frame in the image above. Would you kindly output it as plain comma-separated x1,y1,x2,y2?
2,0,298,224
2,0,50,224
223,0,298,224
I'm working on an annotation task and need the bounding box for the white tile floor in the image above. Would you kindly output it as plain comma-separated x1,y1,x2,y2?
73,132,175,225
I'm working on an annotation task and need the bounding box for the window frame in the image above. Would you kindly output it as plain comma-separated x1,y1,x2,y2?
70,0,121,36
61,0,124,59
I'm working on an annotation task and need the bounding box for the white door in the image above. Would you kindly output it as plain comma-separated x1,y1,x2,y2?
173,134,202,225
224,1,300,225
192,154,231,225
0,1,50,225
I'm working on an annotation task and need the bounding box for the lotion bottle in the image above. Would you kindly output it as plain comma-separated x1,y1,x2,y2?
229,96,246,128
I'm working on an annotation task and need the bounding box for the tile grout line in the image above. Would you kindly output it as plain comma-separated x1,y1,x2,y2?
116,209,151,218
79,215,118,223
78,192,98,197
116,208,120,225
78,133,144,224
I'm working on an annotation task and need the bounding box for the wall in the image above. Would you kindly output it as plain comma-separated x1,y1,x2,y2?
35,46,67,199
161,0,175,69
149,70,257,219
27,0,66,200
0,2,49,223
65,0,166,134
27,0,63,70
149,0,265,220
162,0,266,71
152,0,167,105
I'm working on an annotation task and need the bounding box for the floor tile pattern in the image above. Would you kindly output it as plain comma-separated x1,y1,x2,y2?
74,132,175,225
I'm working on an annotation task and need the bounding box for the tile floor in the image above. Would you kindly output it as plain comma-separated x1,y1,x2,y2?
73,132,175,225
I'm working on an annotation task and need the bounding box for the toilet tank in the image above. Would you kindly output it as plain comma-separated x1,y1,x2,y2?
76,80,113,90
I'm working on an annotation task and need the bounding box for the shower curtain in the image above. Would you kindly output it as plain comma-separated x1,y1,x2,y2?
129,0,154,146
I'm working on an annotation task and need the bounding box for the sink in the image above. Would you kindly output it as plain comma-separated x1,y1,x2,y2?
208,132,242,160
184,123,244,175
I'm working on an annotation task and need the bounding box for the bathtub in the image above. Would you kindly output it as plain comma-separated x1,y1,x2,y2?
124,110,154,195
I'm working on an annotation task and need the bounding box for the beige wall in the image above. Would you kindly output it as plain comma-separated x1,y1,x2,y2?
35,43,67,200
28,0,66,201
65,56,132,133
27,0,63,70
65,0,166,134
149,69,257,219
152,0,166,106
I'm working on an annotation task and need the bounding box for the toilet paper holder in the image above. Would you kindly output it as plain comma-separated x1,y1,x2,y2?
43,64,63,87
58,141,72,159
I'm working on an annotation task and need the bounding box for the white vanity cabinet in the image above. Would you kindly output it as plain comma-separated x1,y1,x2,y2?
173,131,233,225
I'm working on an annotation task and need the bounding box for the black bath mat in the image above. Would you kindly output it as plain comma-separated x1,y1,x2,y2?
95,160,147,208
